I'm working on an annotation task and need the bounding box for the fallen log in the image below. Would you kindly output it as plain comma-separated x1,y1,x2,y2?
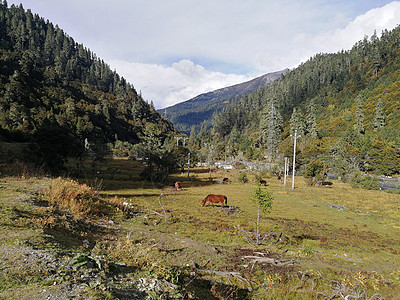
242,255,294,266
191,262,252,287
220,206,241,215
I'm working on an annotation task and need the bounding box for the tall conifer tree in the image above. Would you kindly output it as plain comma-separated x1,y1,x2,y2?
305,100,318,138
373,98,385,130
289,107,305,137
355,94,365,134
260,100,282,159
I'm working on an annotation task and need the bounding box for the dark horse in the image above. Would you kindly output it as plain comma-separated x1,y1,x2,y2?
201,194,227,207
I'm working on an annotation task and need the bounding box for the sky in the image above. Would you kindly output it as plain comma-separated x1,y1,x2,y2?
6,0,400,108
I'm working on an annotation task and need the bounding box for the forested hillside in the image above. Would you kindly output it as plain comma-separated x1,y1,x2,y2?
0,2,175,173
191,27,400,178
2,0,400,181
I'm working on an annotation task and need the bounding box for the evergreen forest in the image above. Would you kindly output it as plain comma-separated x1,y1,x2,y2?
188,26,400,180
0,1,176,174
2,0,400,183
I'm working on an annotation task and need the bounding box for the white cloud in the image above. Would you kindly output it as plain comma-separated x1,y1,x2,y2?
112,2,400,109
287,2,400,67
330,1,400,48
11,0,400,109
109,59,252,109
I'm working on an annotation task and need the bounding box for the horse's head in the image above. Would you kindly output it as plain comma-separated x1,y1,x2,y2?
201,197,207,206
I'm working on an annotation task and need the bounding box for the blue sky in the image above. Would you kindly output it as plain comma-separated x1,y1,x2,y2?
6,0,400,108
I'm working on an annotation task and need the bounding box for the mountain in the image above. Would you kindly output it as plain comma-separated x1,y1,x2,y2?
0,2,176,172
157,70,287,133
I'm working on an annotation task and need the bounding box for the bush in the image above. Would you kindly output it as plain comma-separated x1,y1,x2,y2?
304,160,325,186
254,172,262,182
238,172,249,184
304,159,324,178
109,140,135,157
268,164,281,176
349,172,379,190
47,177,103,220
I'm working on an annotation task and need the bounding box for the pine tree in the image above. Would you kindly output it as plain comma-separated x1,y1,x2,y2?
289,107,305,137
354,94,365,134
260,100,283,159
188,125,197,148
373,98,385,130
305,100,318,138
43,22,55,64
65,98,76,122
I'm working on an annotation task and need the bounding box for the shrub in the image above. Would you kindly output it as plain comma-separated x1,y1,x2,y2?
109,140,135,157
349,172,379,190
238,172,248,184
47,177,102,220
268,164,281,176
304,160,325,186
254,172,262,183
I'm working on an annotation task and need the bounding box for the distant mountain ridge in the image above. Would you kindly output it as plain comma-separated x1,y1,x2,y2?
158,69,288,133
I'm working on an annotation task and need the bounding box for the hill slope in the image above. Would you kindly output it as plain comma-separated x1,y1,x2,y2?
158,70,287,133
205,27,400,176
0,2,176,172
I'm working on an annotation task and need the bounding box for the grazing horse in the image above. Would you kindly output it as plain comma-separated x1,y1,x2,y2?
277,173,283,184
201,194,227,207
174,181,182,191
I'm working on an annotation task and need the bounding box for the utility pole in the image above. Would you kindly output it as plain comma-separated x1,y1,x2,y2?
187,152,191,179
291,130,300,189
203,142,211,175
175,136,182,146
175,136,188,146
284,157,288,186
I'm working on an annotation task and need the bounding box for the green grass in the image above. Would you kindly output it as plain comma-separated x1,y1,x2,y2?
1,161,400,299
92,162,400,299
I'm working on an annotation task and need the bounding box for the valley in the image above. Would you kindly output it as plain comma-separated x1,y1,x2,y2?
1,2,400,299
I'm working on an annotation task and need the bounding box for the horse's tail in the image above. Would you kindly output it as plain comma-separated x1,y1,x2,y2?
224,196,227,206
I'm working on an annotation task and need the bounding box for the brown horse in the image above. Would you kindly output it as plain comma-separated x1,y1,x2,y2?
201,194,227,207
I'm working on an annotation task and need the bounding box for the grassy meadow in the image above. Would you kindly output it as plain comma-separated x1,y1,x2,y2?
83,159,400,298
1,159,400,299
